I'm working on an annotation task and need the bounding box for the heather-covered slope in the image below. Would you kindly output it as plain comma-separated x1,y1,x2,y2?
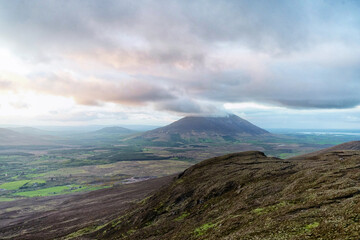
88,150,360,240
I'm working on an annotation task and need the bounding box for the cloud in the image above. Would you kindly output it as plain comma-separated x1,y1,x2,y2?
0,78,13,90
156,98,224,115
38,110,128,122
0,0,321,61
28,73,175,106
10,101,29,109
1,0,360,117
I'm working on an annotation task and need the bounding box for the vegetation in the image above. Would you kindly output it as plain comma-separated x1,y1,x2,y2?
13,184,102,197
194,223,216,236
86,149,360,240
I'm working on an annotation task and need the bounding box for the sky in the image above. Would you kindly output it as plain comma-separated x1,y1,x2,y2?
0,0,360,129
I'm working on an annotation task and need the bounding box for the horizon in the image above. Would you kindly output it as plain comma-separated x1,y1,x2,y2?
1,1,360,129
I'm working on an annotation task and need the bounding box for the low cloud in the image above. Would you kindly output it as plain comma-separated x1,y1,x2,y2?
156,98,223,116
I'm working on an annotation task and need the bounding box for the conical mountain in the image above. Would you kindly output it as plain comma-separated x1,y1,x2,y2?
141,114,269,142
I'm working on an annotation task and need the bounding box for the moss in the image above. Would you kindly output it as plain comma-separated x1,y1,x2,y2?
64,225,104,239
126,229,136,235
175,179,184,184
305,221,319,231
194,223,216,236
154,202,164,213
253,208,265,214
252,201,291,215
175,212,190,221
138,196,151,205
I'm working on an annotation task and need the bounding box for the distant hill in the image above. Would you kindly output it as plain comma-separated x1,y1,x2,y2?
139,114,269,143
292,140,360,159
321,140,360,151
0,128,51,145
10,127,55,136
92,126,135,135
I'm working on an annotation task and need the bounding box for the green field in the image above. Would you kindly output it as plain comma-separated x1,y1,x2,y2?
0,197,15,202
0,179,46,190
14,185,103,197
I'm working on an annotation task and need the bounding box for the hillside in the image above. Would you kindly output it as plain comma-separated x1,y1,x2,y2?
140,114,269,143
87,148,360,239
1,142,360,239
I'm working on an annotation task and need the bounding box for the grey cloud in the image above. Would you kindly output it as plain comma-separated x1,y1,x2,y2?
29,73,175,106
178,58,360,109
0,0,330,61
1,1,360,114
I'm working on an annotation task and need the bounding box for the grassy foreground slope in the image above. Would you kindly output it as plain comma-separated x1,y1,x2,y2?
88,148,360,239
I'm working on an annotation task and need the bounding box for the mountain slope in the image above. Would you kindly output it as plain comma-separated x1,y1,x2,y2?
140,114,269,143
88,149,360,240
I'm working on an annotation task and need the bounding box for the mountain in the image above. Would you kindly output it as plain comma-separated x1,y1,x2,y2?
140,114,269,143
89,145,359,239
92,126,135,135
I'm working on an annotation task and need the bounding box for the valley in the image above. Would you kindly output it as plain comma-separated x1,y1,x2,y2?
0,115,359,239
0,117,359,203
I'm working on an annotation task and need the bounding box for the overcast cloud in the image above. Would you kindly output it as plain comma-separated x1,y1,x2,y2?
0,0,360,127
